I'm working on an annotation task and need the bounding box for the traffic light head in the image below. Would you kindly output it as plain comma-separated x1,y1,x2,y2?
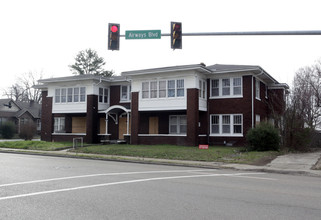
108,23,120,50
171,22,182,49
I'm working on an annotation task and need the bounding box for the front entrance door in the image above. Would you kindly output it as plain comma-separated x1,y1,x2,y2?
149,116,159,134
118,116,130,139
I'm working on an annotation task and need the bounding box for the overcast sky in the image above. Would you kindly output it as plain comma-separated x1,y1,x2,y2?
1,0,321,95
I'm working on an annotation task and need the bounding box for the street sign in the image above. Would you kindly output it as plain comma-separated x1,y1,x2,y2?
125,30,161,39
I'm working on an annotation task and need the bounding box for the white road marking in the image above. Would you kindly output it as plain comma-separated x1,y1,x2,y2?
0,172,267,201
0,169,213,187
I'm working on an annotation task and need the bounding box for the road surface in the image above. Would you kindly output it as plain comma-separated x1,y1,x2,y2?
1,152,321,219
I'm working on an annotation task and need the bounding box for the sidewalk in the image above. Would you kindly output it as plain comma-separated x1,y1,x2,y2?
1,147,321,177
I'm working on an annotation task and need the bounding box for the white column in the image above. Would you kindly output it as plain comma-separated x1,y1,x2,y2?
126,112,129,135
105,113,108,134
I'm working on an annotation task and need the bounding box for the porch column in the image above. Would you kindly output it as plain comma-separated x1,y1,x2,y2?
105,113,108,134
126,112,130,135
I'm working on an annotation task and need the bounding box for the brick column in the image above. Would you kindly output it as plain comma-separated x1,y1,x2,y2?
41,90,53,142
86,95,98,143
186,88,199,146
130,92,139,144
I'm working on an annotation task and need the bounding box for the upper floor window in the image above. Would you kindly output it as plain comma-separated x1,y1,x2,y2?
199,80,206,99
99,87,109,103
121,85,131,102
142,79,184,99
255,79,260,100
210,77,242,98
55,87,86,103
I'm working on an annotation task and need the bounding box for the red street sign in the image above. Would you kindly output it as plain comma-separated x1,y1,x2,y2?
199,144,209,149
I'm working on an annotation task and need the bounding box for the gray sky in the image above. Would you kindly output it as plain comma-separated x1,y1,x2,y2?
1,0,321,94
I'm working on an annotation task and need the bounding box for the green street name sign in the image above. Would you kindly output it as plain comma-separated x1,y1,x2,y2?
125,30,161,39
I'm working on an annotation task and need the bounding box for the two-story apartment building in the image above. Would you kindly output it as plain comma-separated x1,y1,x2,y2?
37,63,288,146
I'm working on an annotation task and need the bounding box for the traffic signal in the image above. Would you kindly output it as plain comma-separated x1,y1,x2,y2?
108,23,120,50
171,22,182,49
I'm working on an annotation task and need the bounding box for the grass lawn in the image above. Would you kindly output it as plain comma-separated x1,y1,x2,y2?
0,141,281,165
0,141,71,151
72,144,281,165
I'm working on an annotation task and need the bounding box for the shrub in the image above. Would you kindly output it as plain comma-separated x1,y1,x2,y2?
246,123,280,151
0,121,16,139
19,122,36,140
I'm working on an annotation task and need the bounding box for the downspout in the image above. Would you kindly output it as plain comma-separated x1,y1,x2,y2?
252,76,254,128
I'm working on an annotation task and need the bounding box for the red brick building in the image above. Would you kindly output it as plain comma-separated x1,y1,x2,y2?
37,64,288,146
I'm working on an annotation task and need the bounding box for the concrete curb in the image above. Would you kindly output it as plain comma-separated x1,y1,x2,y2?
1,148,321,177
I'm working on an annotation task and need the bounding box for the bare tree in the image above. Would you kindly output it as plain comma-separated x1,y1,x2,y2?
3,83,25,101
18,71,43,103
293,61,321,129
3,71,43,103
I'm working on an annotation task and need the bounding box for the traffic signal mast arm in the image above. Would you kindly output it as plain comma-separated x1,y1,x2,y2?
119,30,321,37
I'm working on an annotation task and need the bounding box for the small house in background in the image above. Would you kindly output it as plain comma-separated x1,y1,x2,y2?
0,99,41,135
36,63,289,146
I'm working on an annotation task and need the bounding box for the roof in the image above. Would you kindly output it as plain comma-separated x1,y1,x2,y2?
0,99,41,119
37,74,126,84
122,64,212,76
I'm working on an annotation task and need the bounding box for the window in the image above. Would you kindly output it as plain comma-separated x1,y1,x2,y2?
177,79,184,97
61,88,66,103
211,77,242,98
211,79,219,97
54,117,65,133
169,115,187,134
168,80,175,97
104,88,108,103
142,82,149,99
234,115,242,133
67,88,73,102
80,87,86,102
211,114,243,136
150,81,157,98
199,80,206,99
159,81,166,98
142,79,184,99
211,115,219,134
256,79,260,100
256,114,261,125
99,88,103,102
233,78,242,95
222,79,230,96
55,87,86,103
121,85,131,101
74,88,79,102
55,89,60,103
99,88,109,103
222,115,230,133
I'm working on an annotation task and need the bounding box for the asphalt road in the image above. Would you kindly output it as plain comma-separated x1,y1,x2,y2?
1,153,321,220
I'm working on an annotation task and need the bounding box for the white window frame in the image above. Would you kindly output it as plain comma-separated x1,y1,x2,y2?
120,85,131,102
210,114,243,136
55,87,86,104
141,79,185,99
199,79,207,99
169,115,187,135
255,79,261,100
210,77,243,98
99,87,109,104
54,117,65,133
